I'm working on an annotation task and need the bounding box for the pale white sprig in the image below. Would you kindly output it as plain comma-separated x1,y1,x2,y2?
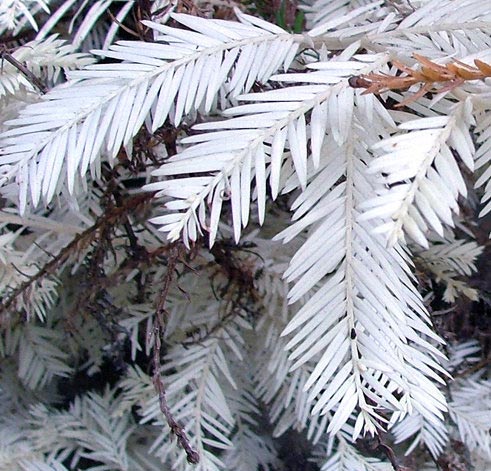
0,36,93,100
147,53,388,246
449,378,491,460
361,102,475,248
0,11,299,214
416,238,483,302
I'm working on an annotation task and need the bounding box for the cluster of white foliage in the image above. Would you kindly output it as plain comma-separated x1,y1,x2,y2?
415,238,482,302
0,0,50,33
1,0,491,470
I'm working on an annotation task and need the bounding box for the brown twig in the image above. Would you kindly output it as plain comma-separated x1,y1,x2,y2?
349,54,491,106
376,436,413,471
107,10,141,39
152,244,200,464
1,46,47,93
134,0,156,41
0,193,153,319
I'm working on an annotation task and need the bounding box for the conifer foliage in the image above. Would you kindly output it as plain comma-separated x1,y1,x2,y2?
1,0,491,470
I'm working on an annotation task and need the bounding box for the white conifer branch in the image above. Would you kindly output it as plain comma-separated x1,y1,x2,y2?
276,100,447,437
0,12,299,214
148,54,388,245
314,436,392,471
2,1,491,469
0,0,50,33
391,410,449,458
17,325,72,390
361,102,475,248
29,388,136,470
138,293,249,470
223,372,279,470
416,238,482,302
473,103,491,219
445,340,481,372
366,0,491,56
419,239,482,276
449,379,491,460
0,36,93,100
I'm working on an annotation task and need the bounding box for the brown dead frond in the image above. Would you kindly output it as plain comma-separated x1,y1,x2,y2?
349,54,491,106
